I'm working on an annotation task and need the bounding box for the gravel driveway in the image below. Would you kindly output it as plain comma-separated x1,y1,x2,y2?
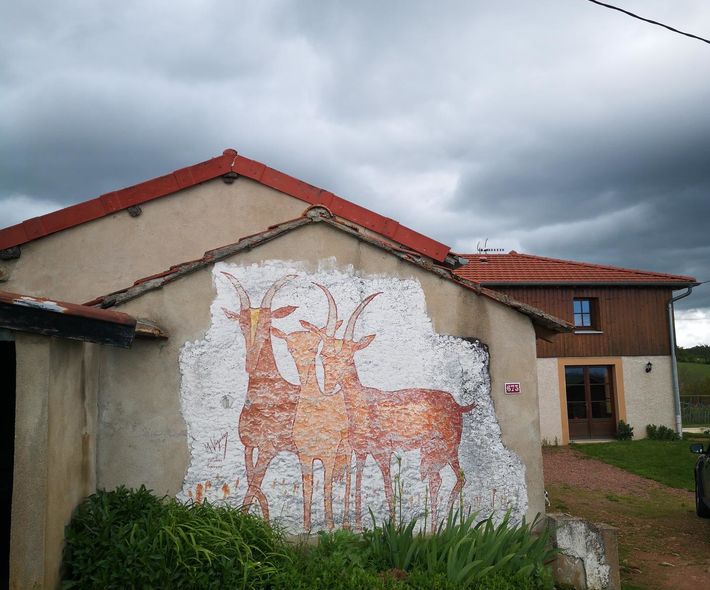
543,445,690,500
543,446,710,590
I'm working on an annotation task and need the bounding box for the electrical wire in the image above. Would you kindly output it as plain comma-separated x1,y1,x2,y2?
585,0,710,46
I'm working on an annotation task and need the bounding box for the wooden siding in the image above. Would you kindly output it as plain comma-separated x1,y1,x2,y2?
493,286,673,357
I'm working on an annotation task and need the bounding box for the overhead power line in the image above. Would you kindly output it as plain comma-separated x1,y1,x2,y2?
585,0,710,46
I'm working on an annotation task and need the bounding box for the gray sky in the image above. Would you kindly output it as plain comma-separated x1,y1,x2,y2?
1,0,709,345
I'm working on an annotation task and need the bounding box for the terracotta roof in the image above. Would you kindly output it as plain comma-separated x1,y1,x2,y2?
455,252,697,286
85,207,572,334
0,149,450,263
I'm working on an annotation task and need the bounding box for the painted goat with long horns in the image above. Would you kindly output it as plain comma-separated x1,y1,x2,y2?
221,272,298,520
272,283,352,530
305,288,475,530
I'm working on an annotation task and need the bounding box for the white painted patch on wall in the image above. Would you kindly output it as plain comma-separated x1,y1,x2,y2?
178,260,527,532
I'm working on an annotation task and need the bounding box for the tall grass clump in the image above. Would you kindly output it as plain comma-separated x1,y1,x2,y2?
62,485,289,590
363,507,556,589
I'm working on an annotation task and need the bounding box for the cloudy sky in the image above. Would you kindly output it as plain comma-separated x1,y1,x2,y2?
1,0,709,345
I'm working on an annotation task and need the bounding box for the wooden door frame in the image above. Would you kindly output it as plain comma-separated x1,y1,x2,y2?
557,357,627,445
565,365,617,439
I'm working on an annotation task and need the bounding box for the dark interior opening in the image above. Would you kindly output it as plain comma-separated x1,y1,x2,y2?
0,340,16,588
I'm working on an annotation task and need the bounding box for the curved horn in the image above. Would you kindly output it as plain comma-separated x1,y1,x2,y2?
221,272,250,310
260,274,297,308
313,283,338,336
344,292,382,340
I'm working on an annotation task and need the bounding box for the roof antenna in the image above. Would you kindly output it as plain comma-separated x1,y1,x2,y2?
476,238,505,254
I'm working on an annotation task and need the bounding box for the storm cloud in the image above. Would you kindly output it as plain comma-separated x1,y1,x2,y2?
1,0,709,343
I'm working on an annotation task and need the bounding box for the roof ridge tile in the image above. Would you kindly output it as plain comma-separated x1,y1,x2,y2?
83,209,571,334
505,251,693,280
456,252,695,284
0,148,451,263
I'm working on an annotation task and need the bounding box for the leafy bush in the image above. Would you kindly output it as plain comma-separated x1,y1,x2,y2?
615,420,634,440
646,423,680,440
62,486,289,589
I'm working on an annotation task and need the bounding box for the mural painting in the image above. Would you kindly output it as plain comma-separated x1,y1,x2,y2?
179,260,528,533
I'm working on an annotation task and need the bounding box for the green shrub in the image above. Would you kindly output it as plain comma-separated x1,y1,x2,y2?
615,420,634,440
646,424,680,440
62,486,289,589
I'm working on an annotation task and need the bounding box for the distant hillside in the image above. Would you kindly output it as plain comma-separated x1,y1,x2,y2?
676,345,710,364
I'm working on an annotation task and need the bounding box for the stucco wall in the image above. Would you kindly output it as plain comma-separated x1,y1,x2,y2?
537,358,563,445
10,336,99,590
622,355,674,436
10,334,48,590
178,262,526,531
0,177,305,303
101,222,546,521
538,355,674,445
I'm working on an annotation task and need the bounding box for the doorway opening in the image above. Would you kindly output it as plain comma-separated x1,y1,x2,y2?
565,365,616,439
0,340,16,587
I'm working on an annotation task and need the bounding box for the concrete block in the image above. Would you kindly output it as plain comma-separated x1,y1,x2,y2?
547,513,620,590
553,553,587,590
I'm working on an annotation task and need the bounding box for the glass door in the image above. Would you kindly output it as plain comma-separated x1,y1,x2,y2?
565,366,616,439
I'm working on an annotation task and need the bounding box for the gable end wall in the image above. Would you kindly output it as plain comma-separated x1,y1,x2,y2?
98,222,546,521
0,177,307,304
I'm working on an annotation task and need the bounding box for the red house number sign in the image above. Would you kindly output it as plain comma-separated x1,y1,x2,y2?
505,382,521,395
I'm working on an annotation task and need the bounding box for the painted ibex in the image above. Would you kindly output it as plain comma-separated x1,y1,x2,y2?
221,272,298,520
306,289,475,530
272,283,352,530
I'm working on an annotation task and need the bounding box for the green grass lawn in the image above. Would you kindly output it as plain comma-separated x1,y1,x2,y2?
679,361,710,395
679,361,710,378
571,437,709,491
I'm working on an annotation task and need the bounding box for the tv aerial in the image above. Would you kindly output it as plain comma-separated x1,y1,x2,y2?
476,238,505,254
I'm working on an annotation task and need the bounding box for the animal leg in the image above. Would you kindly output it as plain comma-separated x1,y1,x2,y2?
244,446,271,516
446,456,466,516
372,450,394,520
323,458,335,530
333,440,352,528
241,446,257,509
247,448,274,521
342,450,352,529
300,457,314,531
354,452,367,531
428,470,442,533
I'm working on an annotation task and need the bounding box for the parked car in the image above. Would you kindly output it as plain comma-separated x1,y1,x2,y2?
690,442,710,518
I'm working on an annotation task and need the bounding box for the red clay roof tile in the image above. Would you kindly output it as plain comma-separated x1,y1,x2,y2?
454,252,696,285
0,149,450,262
83,207,572,333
